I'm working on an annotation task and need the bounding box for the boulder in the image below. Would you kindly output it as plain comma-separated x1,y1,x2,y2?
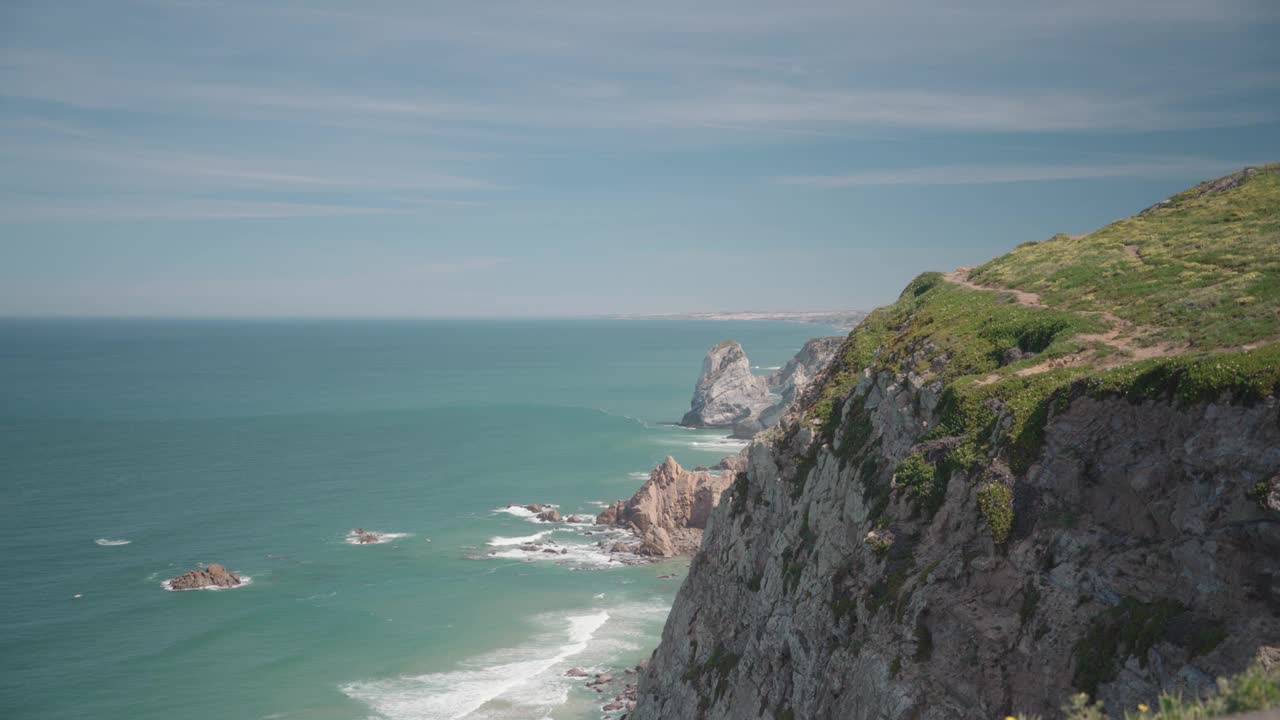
536,509,562,522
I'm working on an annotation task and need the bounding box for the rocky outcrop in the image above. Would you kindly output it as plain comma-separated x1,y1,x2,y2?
164,563,243,591
769,336,844,404
732,336,844,438
633,365,1280,719
680,341,772,428
597,455,741,557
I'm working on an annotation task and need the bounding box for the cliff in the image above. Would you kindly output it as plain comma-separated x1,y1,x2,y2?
633,165,1280,719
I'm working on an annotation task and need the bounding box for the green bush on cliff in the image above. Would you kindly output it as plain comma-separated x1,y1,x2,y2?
977,482,1013,544
894,452,947,515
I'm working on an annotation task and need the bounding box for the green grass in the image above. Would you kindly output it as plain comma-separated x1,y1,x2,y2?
796,167,1280,490
1016,662,1280,720
970,165,1280,350
977,482,1014,544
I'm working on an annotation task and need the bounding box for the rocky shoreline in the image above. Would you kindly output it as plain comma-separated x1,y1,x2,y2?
566,661,646,717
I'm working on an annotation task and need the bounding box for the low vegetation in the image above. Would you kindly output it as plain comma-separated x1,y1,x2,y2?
1014,661,1280,720
796,166,1280,537
971,166,1280,350
977,482,1013,544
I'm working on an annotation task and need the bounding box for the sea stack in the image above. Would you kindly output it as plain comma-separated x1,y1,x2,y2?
596,455,742,557
164,563,243,591
679,340,771,428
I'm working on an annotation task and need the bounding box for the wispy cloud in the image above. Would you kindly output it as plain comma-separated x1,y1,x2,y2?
0,195,401,222
775,159,1250,187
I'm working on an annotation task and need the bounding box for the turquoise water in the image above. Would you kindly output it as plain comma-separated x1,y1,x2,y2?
0,318,838,720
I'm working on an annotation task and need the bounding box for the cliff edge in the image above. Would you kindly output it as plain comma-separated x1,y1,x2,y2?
633,165,1280,719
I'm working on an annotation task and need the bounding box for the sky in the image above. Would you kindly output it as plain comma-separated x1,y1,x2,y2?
1,0,1278,317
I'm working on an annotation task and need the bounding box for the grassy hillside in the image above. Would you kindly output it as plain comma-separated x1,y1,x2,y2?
970,164,1280,350
802,164,1280,481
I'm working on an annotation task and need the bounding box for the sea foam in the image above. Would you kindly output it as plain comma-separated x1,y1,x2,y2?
341,610,610,720
344,531,411,545
95,538,131,546
486,529,563,547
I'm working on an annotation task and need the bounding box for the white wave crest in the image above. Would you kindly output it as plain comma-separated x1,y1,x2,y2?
485,536,633,569
486,529,563,547
344,531,411,545
342,610,610,720
95,538,131,546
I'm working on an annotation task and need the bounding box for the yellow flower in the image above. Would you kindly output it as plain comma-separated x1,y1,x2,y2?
1005,716,1017,720
1137,704,1150,713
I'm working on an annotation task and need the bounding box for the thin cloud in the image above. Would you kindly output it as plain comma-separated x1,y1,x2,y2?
775,160,1250,187
0,196,401,222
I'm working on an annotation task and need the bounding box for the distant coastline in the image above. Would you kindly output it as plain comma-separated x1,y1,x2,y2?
613,311,866,331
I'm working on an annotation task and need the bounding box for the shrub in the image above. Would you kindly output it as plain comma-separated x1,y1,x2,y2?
978,482,1014,544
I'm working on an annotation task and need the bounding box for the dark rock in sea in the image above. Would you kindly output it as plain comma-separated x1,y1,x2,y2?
566,667,589,677
352,528,382,544
165,563,242,591
536,508,563,522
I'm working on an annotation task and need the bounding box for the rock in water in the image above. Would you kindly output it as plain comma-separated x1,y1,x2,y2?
767,336,844,405
165,563,242,591
596,456,738,557
732,336,844,438
679,341,771,428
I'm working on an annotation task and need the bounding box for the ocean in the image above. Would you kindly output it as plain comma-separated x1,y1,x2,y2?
0,318,840,720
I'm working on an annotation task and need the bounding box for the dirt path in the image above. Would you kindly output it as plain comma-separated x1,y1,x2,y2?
941,267,1203,383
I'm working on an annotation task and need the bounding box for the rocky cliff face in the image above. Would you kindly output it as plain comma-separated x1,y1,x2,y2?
597,455,743,557
637,168,1280,720
681,341,773,428
634,367,1280,719
732,336,845,438
769,336,845,405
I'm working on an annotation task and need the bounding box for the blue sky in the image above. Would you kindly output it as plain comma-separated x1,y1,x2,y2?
1,0,1278,317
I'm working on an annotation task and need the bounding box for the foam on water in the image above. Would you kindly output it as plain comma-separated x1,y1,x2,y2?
486,529,563,547
486,540,629,569
342,600,674,720
492,505,536,518
626,471,650,480
95,538,131,546
344,531,412,545
341,610,610,720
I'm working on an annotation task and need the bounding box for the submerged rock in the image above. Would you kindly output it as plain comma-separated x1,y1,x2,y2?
165,563,243,591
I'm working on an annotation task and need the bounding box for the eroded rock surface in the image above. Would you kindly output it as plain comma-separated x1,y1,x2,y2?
634,368,1280,719
680,341,772,428
165,563,243,591
597,455,741,557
